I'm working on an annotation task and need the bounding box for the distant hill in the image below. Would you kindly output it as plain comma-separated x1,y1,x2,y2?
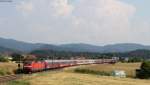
0,37,42,52
30,49,150,59
0,46,19,54
102,43,150,53
38,43,103,52
126,49,150,59
59,43,103,52
40,43,150,53
0,37,150,53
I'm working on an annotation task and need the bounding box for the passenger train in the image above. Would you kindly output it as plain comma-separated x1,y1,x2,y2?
23,59,117,73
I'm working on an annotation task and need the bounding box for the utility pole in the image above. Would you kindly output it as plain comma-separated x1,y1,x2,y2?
17,55,21,74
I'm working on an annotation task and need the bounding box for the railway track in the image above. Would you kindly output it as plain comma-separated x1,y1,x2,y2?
0,75,22,83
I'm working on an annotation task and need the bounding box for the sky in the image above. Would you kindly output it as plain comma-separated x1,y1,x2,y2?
0,0,150,46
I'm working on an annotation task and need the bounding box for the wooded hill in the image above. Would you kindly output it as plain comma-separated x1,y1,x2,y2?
30,49,150,60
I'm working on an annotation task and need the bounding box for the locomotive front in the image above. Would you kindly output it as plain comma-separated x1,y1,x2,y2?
23,61,33,73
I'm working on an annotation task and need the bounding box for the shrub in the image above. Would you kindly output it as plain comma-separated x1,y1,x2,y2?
0,69,12,76
128,57,143,63
0,69,6,76
11,53,24,62
7,80,30,85
0,56,9,62
74,68,111,76
136,61,150,79
14,68,24,74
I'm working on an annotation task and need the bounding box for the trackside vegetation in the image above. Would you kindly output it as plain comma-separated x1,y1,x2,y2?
0,69,11,76
7,80,30,85
0,56,9,62
74,68,111,76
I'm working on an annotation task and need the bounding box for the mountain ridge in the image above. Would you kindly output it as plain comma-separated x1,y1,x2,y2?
0,37,150,53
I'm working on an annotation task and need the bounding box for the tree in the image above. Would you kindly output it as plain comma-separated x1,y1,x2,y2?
0,55,9,62
128,57,143,63
11,53,24,62
136,61,150,79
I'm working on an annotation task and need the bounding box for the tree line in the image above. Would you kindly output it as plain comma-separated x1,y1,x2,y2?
28,49,150,63
0,49,150,62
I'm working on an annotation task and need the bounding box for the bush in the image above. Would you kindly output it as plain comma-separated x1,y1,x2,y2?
14,68,24,74
0,56,9,62
11,53,24,62
0,69,6,76
7,80,30,85
128,57,143,63
0,69,12,76
136,61,150,79
74,68,111,76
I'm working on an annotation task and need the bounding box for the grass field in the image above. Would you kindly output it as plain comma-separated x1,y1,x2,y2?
9,63,150,85
16,69,150,85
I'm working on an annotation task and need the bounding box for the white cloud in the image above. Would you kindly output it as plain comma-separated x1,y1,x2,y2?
16,1,33,15
49,0,74,16
5,0,140,45
69,0,136,43
16,0,73,16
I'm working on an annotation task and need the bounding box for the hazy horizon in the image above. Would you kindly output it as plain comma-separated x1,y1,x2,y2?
1,36,150,47
0,0,150,46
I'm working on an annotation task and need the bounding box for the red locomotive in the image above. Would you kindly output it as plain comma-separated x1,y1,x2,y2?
23,59,117,73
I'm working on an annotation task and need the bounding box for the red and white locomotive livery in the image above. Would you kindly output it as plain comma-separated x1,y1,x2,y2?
23,59,117,73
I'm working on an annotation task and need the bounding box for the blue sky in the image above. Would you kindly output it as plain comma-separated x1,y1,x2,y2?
0,0,150,45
